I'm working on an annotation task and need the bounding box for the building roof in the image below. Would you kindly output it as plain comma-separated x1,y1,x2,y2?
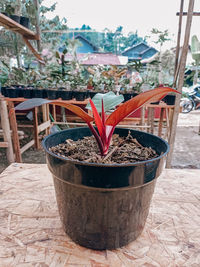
121,42,149,55
74,35,98,51
65,53,128,65
139,47,158,56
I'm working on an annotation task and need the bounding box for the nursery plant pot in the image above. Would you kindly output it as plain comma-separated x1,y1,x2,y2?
72,91,88,101
47,89,58,100
23,88,33,99
32,89,44,98
58,89,72,100
20,16,29,28
7,87,18,98
1,87,9,97
42,127,169,250
9,15,20,23
163,94,176,105
88,91,96,99
122,92,138,102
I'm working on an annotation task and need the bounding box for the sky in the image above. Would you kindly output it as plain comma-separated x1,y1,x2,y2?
43,0,200,50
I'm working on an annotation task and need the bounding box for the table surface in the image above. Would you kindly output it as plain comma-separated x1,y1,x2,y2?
0,163,199,267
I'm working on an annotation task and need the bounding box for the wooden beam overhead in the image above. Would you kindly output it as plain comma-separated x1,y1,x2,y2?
0,13,38,40
176,12,200,16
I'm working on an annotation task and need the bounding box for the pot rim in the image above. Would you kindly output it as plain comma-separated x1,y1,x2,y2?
42,127,169,168
51,171,158,191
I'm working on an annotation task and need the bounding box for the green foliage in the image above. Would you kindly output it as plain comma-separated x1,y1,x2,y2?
67,26,146,54
0,60,9,86
191,35,200,64
151,28,171,48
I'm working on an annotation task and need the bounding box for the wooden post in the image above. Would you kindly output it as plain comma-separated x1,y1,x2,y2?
0,98,15,163
173,0,184,87
158,108,165,137
166,0,195,168
7,101,22,163
33,107,40,149
42,104,49,135
33,0,42,68
140,106,145,131
147,107,154,134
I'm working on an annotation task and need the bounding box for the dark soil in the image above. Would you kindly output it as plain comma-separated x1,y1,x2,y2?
50,132,158,164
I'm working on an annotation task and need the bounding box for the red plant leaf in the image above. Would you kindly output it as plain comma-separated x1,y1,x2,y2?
53,100,94,123
106,87,179,126
89,99,104,137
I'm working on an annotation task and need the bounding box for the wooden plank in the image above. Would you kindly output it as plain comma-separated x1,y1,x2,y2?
0,13,38,40
176,11,200,16
147,107,154,134
166,0,195,168
52,104,56,122
20,140,34,154
0,142,8,148
140,106,145,131
38,120,51,133
158,108,165,137
41,104,49,135
0,164,200,266
23,37,45,64
7,101,22,163
0,98,15,163
33,107,40,149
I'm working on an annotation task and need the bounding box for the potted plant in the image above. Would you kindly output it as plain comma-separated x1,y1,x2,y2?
14,87,179,250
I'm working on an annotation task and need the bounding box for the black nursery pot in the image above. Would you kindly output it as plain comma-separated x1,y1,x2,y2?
42,127,169,250
163,95,176,105
72,91,87,101
9,15,20,23
20,16,29,28
58,89,72,100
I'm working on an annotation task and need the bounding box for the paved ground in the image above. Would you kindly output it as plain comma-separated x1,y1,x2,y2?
0,110,200,173
171,109,200,169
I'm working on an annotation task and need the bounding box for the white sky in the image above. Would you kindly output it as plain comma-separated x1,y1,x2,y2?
43,0,200,50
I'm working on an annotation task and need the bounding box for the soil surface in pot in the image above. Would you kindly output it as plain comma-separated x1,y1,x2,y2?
49,132,158,164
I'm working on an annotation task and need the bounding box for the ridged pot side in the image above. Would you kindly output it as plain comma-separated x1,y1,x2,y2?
43,128,169,250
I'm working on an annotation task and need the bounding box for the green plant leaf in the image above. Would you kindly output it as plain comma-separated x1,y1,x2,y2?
191,35,200,64
86,91,124,113
55,51,60,59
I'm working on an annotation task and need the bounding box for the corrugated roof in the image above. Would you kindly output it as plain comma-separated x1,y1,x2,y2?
65,53,128,65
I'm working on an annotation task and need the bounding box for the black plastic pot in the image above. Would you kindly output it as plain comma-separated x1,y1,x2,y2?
23,88,33,99
7,87,18,98
32,89,44,98
122,92,138,102
43,127,169,250
88,91,96,99
58,90,72,100
46,89,58,100
1,87,9,97
72,91,88,101
163,95,176,105
20,16,29,28
9,15,20,23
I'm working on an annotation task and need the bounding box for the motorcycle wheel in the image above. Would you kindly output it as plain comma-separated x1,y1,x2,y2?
181,99,194,113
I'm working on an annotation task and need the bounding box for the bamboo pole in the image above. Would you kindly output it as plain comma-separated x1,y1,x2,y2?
166,0,195,168
173,0,184,87
0,98,14,163
33,0,42,68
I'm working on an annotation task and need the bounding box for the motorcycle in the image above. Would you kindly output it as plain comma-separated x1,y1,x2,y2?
181,85,200,113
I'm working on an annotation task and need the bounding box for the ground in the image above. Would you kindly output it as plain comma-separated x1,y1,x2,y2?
0,110,200,173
